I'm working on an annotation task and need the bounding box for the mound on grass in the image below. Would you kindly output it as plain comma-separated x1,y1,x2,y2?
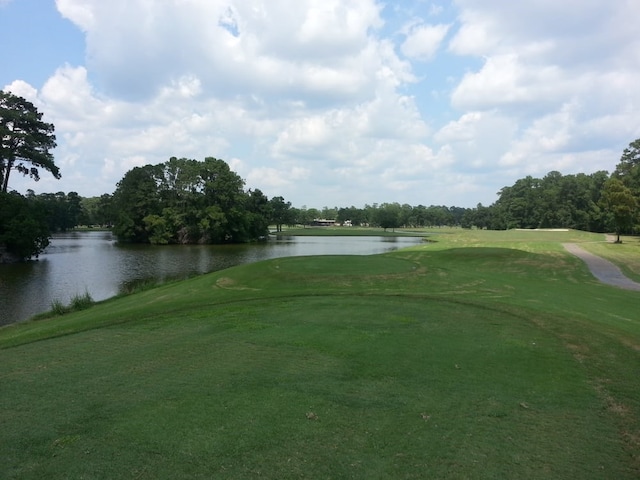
1,236,639,479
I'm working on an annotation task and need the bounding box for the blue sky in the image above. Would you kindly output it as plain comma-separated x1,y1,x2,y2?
2,0,639,208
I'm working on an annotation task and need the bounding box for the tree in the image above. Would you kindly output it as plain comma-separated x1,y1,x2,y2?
0,191,50,261
0,91,58,192
112,165,161,242
295,206,315,228
375,203,402,231
81,195,115,226
269,196,292,232
614,138,640,178
337,206,367,226
613,138,640,207
111,157,272,244
601,178,637,242
96,194,115,227
245,189,271,239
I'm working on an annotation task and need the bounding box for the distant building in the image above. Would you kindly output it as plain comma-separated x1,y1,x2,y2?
312,218,336,227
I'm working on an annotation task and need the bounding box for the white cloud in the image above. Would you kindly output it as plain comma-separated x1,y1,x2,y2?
401,23,450,61
438,0,640,189
451,54,568,112
435,111,518,170
5,0,640,209
447,9,497,56
55,0,388,104
4,80,38,101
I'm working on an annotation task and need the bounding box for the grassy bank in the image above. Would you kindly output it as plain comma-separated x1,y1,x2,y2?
1,229,639,478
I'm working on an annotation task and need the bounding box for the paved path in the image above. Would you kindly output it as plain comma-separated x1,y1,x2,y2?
563,243,640,291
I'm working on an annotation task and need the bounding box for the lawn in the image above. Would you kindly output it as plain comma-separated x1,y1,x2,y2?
273,225,430,236
1,229,639,479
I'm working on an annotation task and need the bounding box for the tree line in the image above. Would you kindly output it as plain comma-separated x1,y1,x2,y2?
2,150,638,260
1,89,639,261
462,140,640,240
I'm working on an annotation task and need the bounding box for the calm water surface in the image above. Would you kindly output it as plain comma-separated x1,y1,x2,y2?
0,231,424,326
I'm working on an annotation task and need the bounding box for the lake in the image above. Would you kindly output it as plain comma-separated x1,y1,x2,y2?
0,231,425,326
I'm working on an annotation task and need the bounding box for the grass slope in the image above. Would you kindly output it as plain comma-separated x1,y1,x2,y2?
1,230,639,479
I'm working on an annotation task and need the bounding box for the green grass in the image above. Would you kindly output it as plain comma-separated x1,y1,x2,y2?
579,234,640,282
1,229,639,479
274,225,431,236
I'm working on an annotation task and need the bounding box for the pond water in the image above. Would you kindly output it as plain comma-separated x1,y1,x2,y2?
0,231,425,326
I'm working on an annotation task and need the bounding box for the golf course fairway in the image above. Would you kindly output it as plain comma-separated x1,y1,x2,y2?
1,229,638,479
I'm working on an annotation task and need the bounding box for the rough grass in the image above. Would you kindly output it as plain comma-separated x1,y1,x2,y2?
1,229,639,479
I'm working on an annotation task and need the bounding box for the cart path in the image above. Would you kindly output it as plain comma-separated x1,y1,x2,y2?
563,243,640,291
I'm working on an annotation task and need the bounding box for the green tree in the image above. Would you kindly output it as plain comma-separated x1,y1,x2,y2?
0,91,58,192
80,195,114,226
375,203,402,231
35,191,83,231
112,165,161,242
399,203,414,227
96,194,115,227
337,206,367,226
601,178,637,242
111,157,271,244
306,207,321,224
269,196,292,232
294,206,316,228
321,206,338,220
613,138,640,208
614,139,640,178
0,192,50,261
245,189,271,239
199,157,249,243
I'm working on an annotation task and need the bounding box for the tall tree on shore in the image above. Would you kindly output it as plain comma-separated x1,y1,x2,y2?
269,196,292,232
0,192,50,261
613,138,640,202
375,203,403,231
0,91,58,192
601,178,637,243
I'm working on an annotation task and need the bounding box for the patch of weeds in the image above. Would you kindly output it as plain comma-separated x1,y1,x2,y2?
49,299,67,316
46,290,94,318
70,291,94,311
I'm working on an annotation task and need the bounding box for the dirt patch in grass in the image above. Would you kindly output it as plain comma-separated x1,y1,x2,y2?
215,277,259,291
565,342,590,363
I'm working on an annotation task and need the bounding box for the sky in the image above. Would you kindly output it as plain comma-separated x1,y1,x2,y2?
1,0,639,209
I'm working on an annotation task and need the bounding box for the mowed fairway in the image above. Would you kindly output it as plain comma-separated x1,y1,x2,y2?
1,230,639,479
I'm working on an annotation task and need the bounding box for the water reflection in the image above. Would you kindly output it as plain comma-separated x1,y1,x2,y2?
0,231,424,326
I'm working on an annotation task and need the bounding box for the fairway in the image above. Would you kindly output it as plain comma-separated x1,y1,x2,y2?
1,229,639,479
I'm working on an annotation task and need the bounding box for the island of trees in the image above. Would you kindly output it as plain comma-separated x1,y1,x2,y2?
1,89,639,262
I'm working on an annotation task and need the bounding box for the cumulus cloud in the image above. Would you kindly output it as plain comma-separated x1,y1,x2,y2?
4,0,640,208
451,54,569,113
442,0,640,188
401,23,450,61
55,0,387,104
4,80,38,101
